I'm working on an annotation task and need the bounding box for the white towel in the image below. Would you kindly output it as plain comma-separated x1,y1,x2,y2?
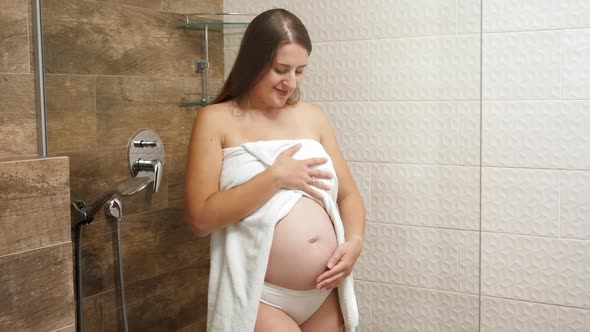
207,138,358,332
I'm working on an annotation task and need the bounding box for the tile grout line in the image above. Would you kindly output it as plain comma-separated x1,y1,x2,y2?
479,0,484,330
0,240,71,259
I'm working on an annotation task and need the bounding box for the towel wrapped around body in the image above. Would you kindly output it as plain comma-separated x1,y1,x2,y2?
207,138,358,332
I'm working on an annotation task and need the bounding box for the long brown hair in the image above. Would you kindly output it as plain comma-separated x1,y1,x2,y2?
211,9,312,106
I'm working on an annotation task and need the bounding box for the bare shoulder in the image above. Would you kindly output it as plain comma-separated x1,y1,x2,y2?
194,101,231,125
294,101,331,129
192,101,235,143
296,100,323,116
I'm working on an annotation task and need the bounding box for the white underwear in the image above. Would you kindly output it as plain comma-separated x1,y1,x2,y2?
259,282,331,325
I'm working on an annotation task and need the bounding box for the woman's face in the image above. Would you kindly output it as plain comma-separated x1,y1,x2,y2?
249,43,309,109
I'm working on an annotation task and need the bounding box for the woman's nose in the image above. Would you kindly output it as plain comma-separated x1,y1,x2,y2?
283,72,297,88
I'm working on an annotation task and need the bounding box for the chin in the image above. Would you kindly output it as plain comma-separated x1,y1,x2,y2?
270,97,289,108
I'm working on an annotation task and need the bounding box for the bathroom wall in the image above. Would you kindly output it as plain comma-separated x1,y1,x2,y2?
480,2,590,331
0,0,37,158
225,1,590,332
40,0,222,330
224,1,482,331
0,1,76,331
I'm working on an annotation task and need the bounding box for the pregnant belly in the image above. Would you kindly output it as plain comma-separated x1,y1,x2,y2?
265,197,338,290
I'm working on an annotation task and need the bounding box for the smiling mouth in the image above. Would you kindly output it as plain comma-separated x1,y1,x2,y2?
275,88,289,96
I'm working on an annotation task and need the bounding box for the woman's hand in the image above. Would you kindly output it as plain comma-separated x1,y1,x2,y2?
269,143,333,201
316,237,363,291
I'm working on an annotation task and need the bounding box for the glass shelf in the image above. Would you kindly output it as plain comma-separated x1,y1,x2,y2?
176,21,249,31
179,95,214,107
176,15,250,107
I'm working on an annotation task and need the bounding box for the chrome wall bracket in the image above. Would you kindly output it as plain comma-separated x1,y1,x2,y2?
196,59,208,73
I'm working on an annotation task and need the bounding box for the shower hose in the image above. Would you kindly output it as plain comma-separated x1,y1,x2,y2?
75,200,129,332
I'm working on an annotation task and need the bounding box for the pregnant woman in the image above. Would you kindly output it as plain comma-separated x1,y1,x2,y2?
184,9,365,332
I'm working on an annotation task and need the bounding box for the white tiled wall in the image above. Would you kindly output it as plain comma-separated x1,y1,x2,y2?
482,1,590,331
223,0,590,331
223,1,481,331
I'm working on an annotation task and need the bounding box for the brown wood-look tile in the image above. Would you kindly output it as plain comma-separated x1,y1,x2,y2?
150,77,224,145
79,205,197,295
95,76,160,150
43,0,203,77
162,0,222,14
101,264,209,332
28,0,34,75
93,0,163,10
119,207,209,282
0,74,37,158
82,294,104,332
167,181,185,208
67,148,169,223
81,206,207,298
0,156,69,201
0,0,29,73
66,148,130,206
0,243,75,331
53,324,76,332
165,143,188,205
45,75,97,154
79,227,117,297
176,321,206,332
95,76,220,149
0,193,70,257
206,31,224,79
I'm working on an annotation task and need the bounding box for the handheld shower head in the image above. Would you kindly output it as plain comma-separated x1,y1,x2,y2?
72,176,153,226
112,176,153,196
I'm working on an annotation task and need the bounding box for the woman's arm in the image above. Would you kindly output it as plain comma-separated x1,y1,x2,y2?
184,104,331,237
184,105,279,237
313,105,366,290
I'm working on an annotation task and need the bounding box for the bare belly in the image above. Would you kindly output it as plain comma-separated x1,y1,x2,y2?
265,197,338,290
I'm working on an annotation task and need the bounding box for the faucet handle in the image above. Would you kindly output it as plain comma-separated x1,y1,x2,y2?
152,159,162,192
132,159,163,192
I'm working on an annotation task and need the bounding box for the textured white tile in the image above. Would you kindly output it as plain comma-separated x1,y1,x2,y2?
287,0,370,42
482,31,561,100
371,283,479,332
223,0,288,47
480,296,559,332
319,102,373,162
371,35,481,101
483,0,564,32
348,162,371,221
223,47,239,79
320,102,462,164
564,30,590,99
560,171,590,240
482,101,564,168
563,1,590,29
224,0,286,12
559,306,590,332
481,232,590,308
459,102,481,166
483,101,590,170
222,25,248,49
356,223,459,291
483,0,590,32
371,163,480,230
368,0,457,39
482,167,560,237
458,0,482,34
355,281,372,332
561,102,590,169
301,41,370,102
458,231,480,294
